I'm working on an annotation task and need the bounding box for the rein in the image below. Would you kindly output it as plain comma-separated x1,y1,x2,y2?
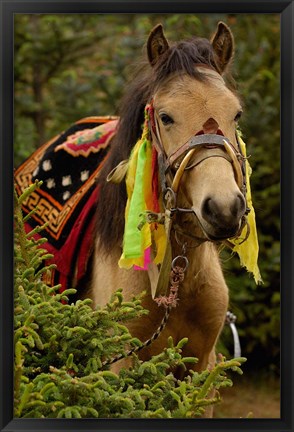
102,259,187,367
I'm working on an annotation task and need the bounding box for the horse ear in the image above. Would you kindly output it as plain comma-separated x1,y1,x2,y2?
147,24,169,66
211,21,234,74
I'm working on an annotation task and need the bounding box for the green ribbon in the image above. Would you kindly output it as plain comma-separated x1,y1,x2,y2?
123,139,148,259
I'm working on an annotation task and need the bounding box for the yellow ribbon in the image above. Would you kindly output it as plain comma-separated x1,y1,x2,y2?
229,134,262,284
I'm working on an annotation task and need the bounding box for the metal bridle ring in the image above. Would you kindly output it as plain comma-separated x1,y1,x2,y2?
171,256,189,272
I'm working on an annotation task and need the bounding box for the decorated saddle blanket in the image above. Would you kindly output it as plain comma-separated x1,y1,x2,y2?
15,116,118,291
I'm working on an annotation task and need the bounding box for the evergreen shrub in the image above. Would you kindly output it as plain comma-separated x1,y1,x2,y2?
14,182,246,418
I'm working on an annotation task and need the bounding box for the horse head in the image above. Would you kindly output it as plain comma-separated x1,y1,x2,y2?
147,23,247,242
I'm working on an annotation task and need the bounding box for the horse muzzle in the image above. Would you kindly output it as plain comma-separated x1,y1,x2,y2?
192,191,247,241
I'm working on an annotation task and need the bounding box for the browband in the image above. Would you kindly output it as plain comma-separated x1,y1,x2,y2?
167,134,229,169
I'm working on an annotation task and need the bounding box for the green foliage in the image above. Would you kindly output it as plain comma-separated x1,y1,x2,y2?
14,14,280,374
14,183,246,418
218,15,280,374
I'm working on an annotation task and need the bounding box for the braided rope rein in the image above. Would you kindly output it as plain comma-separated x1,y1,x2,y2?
101,305,171,367
101,265,185,367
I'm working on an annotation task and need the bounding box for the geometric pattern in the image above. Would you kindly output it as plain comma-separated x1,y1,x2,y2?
14,116,118,291
15,116,118,247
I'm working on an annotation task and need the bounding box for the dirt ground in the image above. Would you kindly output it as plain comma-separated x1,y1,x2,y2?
214,375,280,418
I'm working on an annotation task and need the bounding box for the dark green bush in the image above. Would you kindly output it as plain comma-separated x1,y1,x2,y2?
14,182,245,418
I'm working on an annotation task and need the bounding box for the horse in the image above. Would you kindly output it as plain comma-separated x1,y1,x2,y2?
15,17,253,384
15,21,254,416
88,21,247,381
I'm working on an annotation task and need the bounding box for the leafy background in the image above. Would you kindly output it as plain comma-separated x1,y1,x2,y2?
14,13,280,392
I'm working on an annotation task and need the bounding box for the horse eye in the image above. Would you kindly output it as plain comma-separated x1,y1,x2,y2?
160,113,174,125
234,111,243,122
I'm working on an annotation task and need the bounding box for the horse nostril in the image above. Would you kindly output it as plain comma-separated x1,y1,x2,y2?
202,197,217,220
230,193,246,218
230,194,245,218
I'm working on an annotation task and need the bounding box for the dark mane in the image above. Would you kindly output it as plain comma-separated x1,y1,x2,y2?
95,36,222,252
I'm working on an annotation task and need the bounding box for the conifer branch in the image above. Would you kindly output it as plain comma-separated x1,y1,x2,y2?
14,183,247,418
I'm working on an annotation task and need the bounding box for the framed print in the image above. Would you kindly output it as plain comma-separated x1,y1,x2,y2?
0,1,293,431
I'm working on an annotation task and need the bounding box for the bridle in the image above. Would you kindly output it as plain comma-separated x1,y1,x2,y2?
147,100,250,244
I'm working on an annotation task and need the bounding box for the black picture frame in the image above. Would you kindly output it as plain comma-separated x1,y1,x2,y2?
0,1,293,431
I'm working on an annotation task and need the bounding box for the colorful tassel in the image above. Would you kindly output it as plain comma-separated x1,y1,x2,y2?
118,105,166,270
